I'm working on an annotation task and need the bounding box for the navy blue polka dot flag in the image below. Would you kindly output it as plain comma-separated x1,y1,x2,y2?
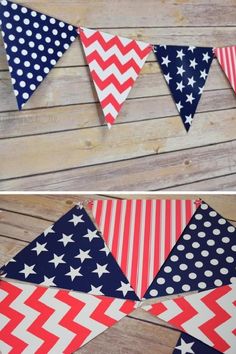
0,0,78,109
153,45,214,131
145,201,236,299
0,203,139,301
173,333,222,354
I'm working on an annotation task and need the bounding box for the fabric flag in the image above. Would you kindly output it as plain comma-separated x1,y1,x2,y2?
88,199,198,299
0,0,77,109
153,45,214,131
79,27,152,127
214,46,236,94
173,332,222,354
0,279,137,353
0,204,138,300
145,201,236,299
143,283,236,354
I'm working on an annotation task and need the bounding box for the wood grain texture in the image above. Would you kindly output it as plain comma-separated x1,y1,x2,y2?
0,194,235,353
0,0,235,190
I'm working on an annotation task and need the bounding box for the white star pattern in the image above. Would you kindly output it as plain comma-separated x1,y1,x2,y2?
187,76,196,87
176,81,185,92
99,244,110,256
40,275,56,286
186,93,195,104
44,226,55,237
202,52,211,63
31,242,48,255
58,233,74,247
188,46,195,53
92,263,110,278
185,114,193,125
75,249,92,263
176,49,185,60
175,338,194,354
161,55,171,67
198,86,204,95
65,266,82,281
89,284,104,295
48,253,66,268
116,281,134,296
19,264,36,278
176,101,183,112
189,58,198,69
177,65,186,76
200,69,208,80
164,72,172,84
83,229,100,242
69,214,84,226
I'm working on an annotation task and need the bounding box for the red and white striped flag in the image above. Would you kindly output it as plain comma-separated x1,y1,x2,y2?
214,46,236,93
89,199,198,299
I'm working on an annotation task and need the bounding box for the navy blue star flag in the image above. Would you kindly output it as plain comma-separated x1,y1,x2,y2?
0,0,78,109
145,201,236,298
173,333,222,354
153,45,214,131
0,204,138,300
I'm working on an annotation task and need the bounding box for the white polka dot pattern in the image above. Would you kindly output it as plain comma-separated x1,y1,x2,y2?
0,0,77,109
145,202,236,298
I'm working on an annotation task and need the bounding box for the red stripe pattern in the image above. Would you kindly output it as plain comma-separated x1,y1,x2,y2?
0,280,137,353
78,27,152,127
89,199,198,298
143,284,236,354
214,46,236,93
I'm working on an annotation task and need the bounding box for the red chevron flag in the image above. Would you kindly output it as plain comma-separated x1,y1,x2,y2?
0,280,137,353
88,199,198,299
214,46,236,93
78,27,152,127
143,283,236,354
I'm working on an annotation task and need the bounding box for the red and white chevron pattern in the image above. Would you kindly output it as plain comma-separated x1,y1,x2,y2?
143,284,236,354
78,27,152,127
214,46,236,93
89,199,198,299
0,280,137,353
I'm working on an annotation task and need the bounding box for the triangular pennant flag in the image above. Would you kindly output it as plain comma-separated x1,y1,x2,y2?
79,27,152,127
0,205,138,300
88,199,198,299
214,46,236,94
143,283,236,354
173,332,222,354
153,45,214,131
0,0,77,109
144,201,236,299
0,280,137,353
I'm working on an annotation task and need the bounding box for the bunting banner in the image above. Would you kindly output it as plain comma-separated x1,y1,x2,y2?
214,46,236,94
0,279,137,353
0,1,235,133
79,27,152,127
0,204,138,301
145,201,236,299
88,199,198,299
0,0,77,109
173,332,222,354
153,45,214,131
142,283,236,354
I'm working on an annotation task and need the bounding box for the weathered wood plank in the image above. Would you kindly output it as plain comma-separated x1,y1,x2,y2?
3,0,236,27
168,174,236,191
0,109,235,180
0,61,230,111
1,27,236,70
1,140,235,191
0,88,235,138
0,237,28,264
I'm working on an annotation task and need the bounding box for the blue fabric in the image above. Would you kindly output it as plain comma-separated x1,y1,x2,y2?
0,204,139,300
153,45,214,131
173,332,222,354
145,201,236,298
0,0,77,109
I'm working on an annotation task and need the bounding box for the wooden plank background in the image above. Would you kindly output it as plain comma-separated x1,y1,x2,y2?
0,194,236,353
0,0,235,190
